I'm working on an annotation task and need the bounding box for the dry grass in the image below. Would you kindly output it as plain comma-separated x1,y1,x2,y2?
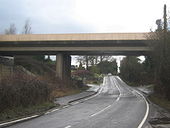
0,102,57,122
0,69,87,122
0,71,51,111
51,88,82,98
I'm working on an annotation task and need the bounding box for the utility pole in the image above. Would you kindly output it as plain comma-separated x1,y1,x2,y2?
163,4,167,58
164,4,167,32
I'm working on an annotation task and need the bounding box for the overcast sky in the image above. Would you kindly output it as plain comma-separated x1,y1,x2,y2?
0,0,170,34
0,0,170,67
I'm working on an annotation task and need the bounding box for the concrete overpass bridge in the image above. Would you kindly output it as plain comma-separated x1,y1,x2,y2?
0,33,151,79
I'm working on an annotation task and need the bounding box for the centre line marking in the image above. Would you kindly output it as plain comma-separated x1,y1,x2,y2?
65,125,71,128
90,76,121,117
111,76,121,101
90,105,111,117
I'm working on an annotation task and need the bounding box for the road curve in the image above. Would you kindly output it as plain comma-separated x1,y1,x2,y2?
7,76,149,128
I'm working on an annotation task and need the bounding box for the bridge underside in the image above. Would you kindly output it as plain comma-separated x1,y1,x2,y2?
0,38,151,80
0,51,149,56
0,40,150,56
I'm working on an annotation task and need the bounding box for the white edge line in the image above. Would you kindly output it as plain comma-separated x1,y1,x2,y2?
63,105,69,108
0,115,39,126
47,77,105,115
75,77,105,103
135,90,149,128
116,96,120,101
116,76,149,128
89,76,114,117
0,77,106,127
51,108,59,113
83,82,104,101
45,108,59,115
71,101,79,105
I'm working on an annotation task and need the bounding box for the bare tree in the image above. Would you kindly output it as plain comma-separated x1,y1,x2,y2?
22,20,32,34
76,56,84,65
100,55,112,62
76,55,113,70
4,24,17,34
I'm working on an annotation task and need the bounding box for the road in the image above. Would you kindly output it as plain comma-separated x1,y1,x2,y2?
7,76,149,128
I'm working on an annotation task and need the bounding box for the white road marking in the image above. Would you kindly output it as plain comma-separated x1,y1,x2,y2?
116,96,120,101
0,115,39,127
71,101,79,105
51,108,59,112
111,76,121,101
45,111,51,115
90,76,121,117
135,90,149,128
116,76,149,128
114,76,149,127
90,76,122,117
45,108,59,115
66,76,149,128
103,77,106,85
116,76,133,92
63,105,69,108
83,83,104,101
90,105,111,117
65,125,71,128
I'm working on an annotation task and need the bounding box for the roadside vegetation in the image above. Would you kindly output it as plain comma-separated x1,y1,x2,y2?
72,56,117,84
0,57,88,122
120,5,170,111
120,56,153,86
0,70,54,122
149,94,170,111
147,5,170,105
0,21,91,122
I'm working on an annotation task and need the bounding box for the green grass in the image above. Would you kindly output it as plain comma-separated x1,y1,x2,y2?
0,102,58,123
149,94,170,111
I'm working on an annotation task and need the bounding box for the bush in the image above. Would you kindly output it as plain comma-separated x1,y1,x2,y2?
72,70,92,81
0,72,50,111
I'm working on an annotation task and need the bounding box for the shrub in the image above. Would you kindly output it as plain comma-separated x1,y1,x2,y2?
0,72,50,111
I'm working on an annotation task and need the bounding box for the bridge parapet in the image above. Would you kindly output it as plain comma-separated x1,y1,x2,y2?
0,33,149,42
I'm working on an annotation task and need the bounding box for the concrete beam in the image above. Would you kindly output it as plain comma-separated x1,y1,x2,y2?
0,46,151,52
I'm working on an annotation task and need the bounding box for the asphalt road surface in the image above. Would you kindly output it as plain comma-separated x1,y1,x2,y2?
7,76,149,128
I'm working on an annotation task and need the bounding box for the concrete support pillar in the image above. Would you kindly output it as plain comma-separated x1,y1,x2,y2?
56,53,71,80
56,54,63,79
63,54,71,80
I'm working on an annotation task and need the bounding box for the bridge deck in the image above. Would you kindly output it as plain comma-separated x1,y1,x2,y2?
0,33,151,55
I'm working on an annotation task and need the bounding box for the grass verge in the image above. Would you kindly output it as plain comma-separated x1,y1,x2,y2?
0,87,88,123
0,102,58,123
149,94,170,111
51,86,89,98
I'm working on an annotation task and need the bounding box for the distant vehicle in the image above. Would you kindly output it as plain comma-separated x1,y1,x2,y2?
108,73,112,76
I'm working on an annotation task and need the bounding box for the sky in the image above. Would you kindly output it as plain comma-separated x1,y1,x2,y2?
0,0,170,66
0,0,170,34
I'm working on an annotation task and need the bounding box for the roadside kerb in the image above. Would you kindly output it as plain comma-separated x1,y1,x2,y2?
68,88,101,104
